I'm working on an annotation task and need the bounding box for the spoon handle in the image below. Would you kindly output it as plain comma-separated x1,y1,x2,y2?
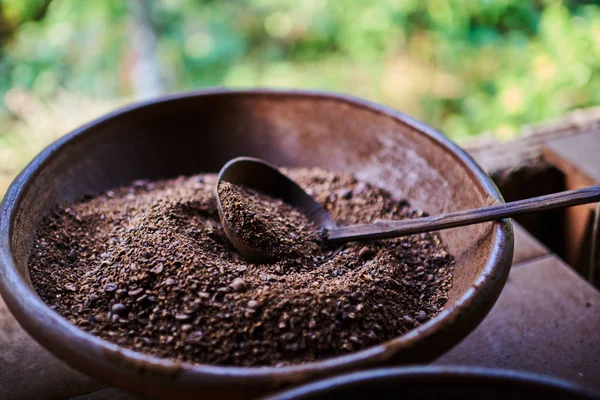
325,184,600,244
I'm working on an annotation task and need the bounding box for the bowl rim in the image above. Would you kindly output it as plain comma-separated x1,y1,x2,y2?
0,88,513,386
261,366,598,399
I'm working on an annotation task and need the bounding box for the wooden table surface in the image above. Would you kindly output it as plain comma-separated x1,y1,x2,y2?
1,223,599,399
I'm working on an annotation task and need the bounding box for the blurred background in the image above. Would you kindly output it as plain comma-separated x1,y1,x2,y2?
1,0,600,196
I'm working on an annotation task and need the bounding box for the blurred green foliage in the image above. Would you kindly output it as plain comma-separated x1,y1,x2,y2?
0,0,599,147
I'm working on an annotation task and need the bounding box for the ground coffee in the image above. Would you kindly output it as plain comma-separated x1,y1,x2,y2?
218,181,322,265
29,167,454,366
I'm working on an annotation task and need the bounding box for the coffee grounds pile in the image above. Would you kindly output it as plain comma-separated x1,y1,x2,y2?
218,181,322,265
29,168,454,367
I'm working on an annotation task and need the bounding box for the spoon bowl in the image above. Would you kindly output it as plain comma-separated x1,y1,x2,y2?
216,157,340,263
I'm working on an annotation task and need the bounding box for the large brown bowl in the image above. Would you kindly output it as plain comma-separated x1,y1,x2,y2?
0,89,513,399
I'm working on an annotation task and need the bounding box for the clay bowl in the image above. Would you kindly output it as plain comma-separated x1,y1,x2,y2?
263,366,598,399
0,89,513,399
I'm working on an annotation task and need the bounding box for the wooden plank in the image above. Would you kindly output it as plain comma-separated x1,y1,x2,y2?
466,106,600,175
544,132,600,185
436,255,600,391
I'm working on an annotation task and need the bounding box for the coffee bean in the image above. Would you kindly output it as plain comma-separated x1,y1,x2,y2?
68,248,78,261
417,310,429,322
129,287,144,297
103,283,117,293
111,303,127,316
186,330,203,343
86,294,98,306
64,283,77,292
136,294,148,303
229,278,247,292
358,246,375,260
151,263,164,274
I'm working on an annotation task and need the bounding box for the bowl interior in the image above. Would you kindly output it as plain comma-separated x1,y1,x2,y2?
10,92,498,304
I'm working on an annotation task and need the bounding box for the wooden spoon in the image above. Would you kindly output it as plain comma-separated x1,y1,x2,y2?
216,157,600,262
